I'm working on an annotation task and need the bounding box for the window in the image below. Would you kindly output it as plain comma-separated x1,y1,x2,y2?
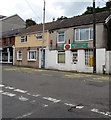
75,28,93,41
58,32,65,43
72,50,78,64
17,51,22,60
28,51,36,61
21,36,27,43
85,49,93,66
58,51,65,63
36,33,42,40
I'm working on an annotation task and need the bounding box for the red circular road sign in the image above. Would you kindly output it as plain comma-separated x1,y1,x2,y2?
65,45,70,50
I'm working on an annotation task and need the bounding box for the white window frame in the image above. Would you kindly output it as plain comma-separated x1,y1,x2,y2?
36,33,43,40
21,36,27,43
57,32,65,43
57,51,65,64
27,50,37,61
17,50,22,61
75,28,93,41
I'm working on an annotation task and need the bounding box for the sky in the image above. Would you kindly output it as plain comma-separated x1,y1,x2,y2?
0,0,109,23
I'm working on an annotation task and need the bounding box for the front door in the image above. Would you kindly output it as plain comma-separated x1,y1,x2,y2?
41,49,45,68
71,50,78,71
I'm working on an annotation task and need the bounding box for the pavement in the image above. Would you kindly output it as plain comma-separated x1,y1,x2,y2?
1,65,111,119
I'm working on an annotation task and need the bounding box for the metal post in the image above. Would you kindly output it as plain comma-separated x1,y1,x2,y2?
41,0,45,68
93,0,96,73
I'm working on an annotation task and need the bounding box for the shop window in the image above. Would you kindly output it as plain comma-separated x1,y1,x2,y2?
21,36,27,43
28,50,36,61
75,28,93,41
72,50,78,64
17,50,22,60
58,32,65,43
85,49,93,66
58,51,65,63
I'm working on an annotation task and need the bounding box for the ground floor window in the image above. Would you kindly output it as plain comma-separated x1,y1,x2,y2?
17,50,22,60
58,51,65,63
28,50,36,61
85,49,93,66
72,50,78,64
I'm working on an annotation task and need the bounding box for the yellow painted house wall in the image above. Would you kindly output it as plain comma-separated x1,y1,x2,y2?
15,32,50,48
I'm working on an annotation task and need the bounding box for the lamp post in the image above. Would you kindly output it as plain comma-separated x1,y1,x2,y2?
41,0,45,68
93,0,96,73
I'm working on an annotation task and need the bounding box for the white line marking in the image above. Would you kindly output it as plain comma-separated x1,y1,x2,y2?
32,94,40,97
0,90,3,93
2,92,16,97
91,108,111,117
0,84,5,87
14,89,27,93
76,106,84,109
64,103,76,107
18,96,28,101
5,86,15,90
43,97,61,103
16,112,33,118
43,104,48,107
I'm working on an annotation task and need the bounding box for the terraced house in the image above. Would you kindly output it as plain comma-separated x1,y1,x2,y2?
14,22,56,68
46,11,111,74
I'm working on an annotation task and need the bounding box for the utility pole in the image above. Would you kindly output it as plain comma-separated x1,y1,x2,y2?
41,0,45,68
93,0,96,73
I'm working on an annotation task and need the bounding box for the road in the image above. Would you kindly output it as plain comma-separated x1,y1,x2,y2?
1,65,111,119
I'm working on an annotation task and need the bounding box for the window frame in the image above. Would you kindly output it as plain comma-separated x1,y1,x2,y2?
17,50,22,61
75,27,93,41
57,31,65,43
21,36,27,43
36,33,43,40
57,51,65,64
27,50,37,61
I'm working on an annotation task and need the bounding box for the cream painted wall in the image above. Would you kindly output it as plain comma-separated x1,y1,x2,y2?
15,32,50,48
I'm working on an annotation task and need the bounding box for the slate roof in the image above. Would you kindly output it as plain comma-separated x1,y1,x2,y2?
1,28,25,38
0,15,6,19
19,10,111,35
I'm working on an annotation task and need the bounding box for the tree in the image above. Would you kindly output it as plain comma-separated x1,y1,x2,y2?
26,19,36,28
57,16,67,21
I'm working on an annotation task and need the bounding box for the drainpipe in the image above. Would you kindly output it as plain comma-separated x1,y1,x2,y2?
93,0,96,73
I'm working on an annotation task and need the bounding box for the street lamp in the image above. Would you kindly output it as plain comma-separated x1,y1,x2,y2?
41,0,45,68
93,0,96,73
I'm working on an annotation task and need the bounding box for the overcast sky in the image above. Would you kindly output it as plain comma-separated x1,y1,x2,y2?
0,0,109,23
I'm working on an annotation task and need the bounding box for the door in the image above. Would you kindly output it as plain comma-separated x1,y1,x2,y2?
41,49,45,68
71,50,78,71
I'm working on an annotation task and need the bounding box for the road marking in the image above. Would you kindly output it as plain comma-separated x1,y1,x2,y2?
32,94,40,97
64,103,76,107
91,108,111,117
16,111,33,119
18,96,28,101
0,84,5,87
2,92,16,97
14,89,27,93
5,86,15,90
43,97,61,103
0,90,3,93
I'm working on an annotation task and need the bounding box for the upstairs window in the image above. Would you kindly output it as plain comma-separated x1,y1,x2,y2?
36,33,42,40
75,28,93,41
21,36,27,43
58,32,65,43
